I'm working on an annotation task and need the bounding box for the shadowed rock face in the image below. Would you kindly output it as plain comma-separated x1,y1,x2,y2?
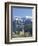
25,19,32,24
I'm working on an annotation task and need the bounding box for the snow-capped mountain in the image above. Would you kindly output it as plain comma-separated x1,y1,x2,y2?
12,16,32,32
13,16,32,22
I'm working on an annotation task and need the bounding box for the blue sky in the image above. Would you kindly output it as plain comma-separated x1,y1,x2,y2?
11,7,32,17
